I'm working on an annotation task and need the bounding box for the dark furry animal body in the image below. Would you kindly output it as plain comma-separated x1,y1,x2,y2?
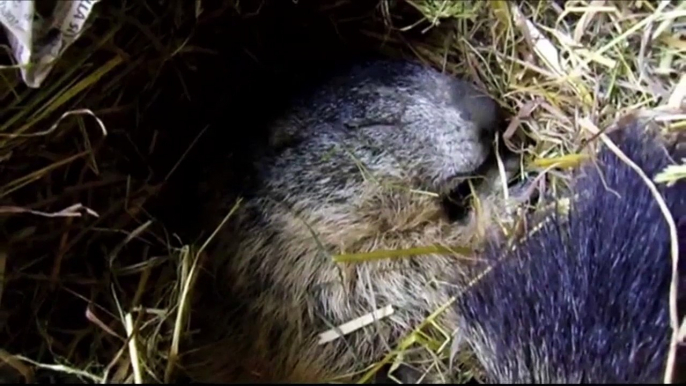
453,118,686,383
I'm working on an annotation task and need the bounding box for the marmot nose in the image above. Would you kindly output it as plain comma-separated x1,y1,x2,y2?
450,83,506,139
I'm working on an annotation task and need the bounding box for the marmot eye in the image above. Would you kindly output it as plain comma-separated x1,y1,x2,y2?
441,180,475,222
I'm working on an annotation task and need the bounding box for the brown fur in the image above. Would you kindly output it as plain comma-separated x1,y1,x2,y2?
186,171,516,383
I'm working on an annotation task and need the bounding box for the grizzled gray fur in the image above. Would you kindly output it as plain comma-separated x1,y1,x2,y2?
187,59,514,383
452,117,686,383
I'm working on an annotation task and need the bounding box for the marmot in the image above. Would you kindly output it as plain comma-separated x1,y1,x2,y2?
186,59,516,383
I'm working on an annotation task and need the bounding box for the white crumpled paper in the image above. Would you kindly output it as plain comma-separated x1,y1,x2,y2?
0,0,100,88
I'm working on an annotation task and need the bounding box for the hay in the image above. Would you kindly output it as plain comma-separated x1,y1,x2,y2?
0,0,684,384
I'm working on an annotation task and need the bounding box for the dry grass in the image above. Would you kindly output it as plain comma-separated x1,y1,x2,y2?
0,0,684,384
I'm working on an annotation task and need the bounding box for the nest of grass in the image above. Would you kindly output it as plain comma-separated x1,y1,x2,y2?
0,0,684,383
